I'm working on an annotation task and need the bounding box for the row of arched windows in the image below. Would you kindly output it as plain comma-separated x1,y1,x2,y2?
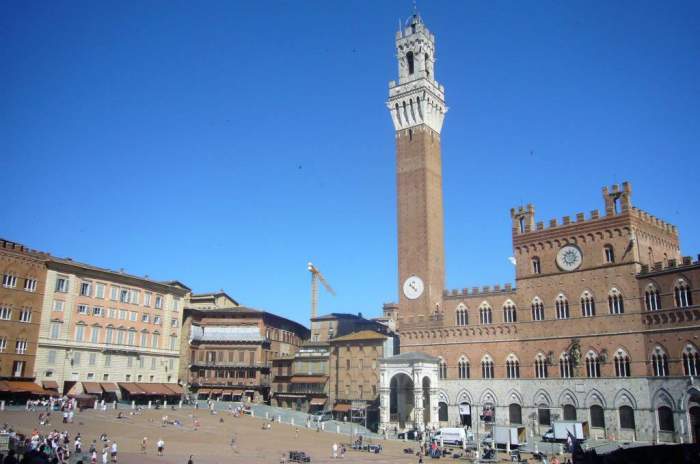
644,278,694,311
435,344,700,380
454,289,626,326
449,402,673,435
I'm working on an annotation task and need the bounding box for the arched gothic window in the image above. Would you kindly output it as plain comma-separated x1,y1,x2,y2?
658,406,674,432
455,305,468,326
406,52,415,75
619,405,635,430
481,355,494,379
479,303,492,325
560,352,574,378
506,354,520,379
608,288,624,314
585,351,600,378
614,349,631,377
438,358,448,379
458,357,470,379
534,353,548,379
651,346,669,377
590,405,605,428
675,279,693,308
683,344,700,376
509,403,522,424
503,300,517,323
563,404,577,421
532,257,541,274
531,297,544,321
438,401,448,422
555,294,570,320
645,284,661,311
580,291,596,317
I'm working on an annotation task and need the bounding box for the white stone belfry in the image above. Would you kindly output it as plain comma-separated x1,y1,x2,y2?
387,13,447,134
379,352,440,434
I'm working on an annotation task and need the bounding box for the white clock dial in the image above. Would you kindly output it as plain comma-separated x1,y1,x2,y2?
556,245,583,271
403,276,424,300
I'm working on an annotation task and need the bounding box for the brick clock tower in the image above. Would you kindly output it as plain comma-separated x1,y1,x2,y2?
388,13,447,326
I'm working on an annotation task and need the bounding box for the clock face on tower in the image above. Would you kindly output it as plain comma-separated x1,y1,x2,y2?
403,276,424,300
556,245,583,271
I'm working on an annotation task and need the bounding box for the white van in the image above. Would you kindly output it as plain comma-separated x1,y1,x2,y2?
433,428,467,446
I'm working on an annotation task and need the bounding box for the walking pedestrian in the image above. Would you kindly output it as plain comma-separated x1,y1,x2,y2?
141,437,148,454
187,455,194,464
101,446,108,464
156,438,164,456
110,441,118,463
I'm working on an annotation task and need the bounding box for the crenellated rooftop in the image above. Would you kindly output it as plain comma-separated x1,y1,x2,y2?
638,254,700,275
510,182,677,238
443,283,515,298
0,238,50,258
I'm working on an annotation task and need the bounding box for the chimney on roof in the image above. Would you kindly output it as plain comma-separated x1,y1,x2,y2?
358,312,363,319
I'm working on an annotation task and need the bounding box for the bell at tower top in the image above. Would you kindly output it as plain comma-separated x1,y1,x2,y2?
387,11,447,134
394,13,437,85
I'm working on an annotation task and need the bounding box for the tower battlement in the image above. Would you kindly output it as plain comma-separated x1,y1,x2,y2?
630,206,678,235
511,181,677,238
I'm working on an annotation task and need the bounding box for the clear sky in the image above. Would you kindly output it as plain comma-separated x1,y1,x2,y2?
2,1,699,328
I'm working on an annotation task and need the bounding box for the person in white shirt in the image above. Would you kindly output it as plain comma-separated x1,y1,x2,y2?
157,438,165,456
110,441,118,463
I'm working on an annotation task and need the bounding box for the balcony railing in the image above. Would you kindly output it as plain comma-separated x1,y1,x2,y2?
191,378,271,387
190,360,270,368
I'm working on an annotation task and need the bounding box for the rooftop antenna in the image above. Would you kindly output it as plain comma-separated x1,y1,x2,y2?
413,0,418,15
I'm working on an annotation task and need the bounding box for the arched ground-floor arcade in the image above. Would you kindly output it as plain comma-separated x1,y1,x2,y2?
434,377,700,444
379,352,440,434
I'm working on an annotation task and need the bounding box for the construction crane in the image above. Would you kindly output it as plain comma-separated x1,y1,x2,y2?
307,262,335,319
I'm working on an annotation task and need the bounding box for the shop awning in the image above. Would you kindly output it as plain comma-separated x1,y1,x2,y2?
0,381,10,392
82,382,103,395
100,383,119,393
162,384,183,395
139,383,173,395
42,381,59,390
333,403,351,412
290,376,327,384
211,388,223,395
118,383,146,395
310,398,327,406
6,381,50,395
197,389,211,395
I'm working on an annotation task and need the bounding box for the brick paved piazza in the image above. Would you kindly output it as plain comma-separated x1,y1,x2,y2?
0,408,438,463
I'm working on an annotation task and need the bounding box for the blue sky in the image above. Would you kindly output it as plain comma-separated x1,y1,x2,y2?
2,1,699,327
